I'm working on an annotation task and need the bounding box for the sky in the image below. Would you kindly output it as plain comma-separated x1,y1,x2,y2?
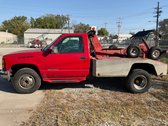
0,0,167,34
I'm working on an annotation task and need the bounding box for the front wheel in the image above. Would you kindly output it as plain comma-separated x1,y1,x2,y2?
126,69,151,93
11,68,41,94
127,45,141,58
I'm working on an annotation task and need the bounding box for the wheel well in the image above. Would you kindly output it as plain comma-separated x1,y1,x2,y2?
130,63,157,76
11,64,41,78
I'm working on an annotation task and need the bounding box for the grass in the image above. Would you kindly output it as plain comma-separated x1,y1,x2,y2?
21,79,168,126
160,58,168,64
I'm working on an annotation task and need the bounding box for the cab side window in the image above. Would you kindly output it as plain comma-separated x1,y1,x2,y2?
52,36,84,53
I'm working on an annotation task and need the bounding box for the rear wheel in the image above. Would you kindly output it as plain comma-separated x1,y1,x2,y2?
127,45,140,58
11,68,41,94
126,69,151,93
148,47,161,60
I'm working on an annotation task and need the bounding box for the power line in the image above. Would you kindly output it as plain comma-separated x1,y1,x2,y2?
161,4,168,8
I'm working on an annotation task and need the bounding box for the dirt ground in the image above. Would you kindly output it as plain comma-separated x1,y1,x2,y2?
0,76,44,126
21,77,168,126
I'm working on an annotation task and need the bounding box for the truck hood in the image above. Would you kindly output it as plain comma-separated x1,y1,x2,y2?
3,49,42,58
6,49,42,55
3,49,43,64
3,49,44,70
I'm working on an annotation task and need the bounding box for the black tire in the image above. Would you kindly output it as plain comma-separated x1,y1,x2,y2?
127,45,140,58
109,45,117,49
126,69,151,93
11,68,41,94
148,47,161,60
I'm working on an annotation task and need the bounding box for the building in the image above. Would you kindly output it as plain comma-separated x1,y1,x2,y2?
112,34,132,43
24,28,74,45
0,31,17,44
118,34,132,41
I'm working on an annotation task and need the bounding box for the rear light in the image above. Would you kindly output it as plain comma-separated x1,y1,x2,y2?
2,58,6,71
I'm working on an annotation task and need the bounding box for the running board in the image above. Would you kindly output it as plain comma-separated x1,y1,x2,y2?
51,80,79,83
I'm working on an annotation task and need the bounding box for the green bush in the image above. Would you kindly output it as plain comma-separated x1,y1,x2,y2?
160,58,168,64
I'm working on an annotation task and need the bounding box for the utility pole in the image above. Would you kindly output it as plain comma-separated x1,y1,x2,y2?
104,23,107,29
116,18,122,41
67,15,70,33
154,2,162,46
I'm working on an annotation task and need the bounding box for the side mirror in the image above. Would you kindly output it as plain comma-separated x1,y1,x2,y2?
47,48,53,54
42,48,52,57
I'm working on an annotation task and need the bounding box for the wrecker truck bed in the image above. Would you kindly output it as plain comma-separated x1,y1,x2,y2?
92,58,167,77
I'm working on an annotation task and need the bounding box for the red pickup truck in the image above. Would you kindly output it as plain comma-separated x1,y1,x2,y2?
1,33,167,94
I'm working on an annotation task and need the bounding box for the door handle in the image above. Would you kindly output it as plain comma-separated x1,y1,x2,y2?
80,56,86,60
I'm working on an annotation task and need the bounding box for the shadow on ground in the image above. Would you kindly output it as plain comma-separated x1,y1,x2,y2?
0,77,127,94
40,77,127,93
0,77,16,93
1,76,167,94
149,80,168,102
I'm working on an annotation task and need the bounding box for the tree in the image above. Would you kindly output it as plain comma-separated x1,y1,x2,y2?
97,28,109,36
0,16,30,37
159,19,168,40
74,23,90,33
30,17,35,28
31,14,69,29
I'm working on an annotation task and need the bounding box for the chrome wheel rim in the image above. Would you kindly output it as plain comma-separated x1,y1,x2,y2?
152,50,160,58
19,74,35,89
130,48,138,56
133,75,147,90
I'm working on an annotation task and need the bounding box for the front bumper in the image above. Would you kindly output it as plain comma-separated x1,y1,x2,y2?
0,70,11,81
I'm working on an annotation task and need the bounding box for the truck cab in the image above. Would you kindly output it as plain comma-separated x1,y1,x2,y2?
41,33,91,83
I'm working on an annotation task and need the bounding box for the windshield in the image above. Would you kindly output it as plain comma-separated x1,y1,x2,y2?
41,35,61,52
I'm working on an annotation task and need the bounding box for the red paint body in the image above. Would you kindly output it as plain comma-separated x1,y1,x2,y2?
2,33,150,83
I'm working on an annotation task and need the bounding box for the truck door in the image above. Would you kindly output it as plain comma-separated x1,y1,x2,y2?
44,35,90,81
